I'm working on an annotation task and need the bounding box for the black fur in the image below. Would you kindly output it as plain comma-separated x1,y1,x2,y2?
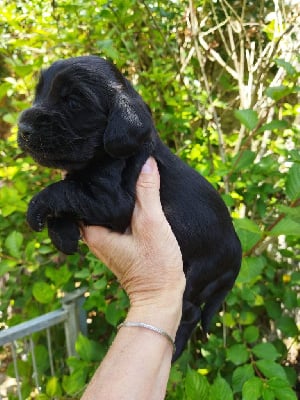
18,56,242,361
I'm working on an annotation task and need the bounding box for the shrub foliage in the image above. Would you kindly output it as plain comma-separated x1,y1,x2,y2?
0,0,299,398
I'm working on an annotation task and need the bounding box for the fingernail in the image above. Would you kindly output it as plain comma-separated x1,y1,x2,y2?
141,158,154,174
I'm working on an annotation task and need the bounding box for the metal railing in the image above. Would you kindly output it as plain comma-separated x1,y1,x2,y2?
0,287,87,399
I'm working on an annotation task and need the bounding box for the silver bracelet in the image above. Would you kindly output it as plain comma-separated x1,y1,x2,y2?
117,321,176,355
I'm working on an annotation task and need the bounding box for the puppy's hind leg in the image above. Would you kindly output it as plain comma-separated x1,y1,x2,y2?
172,299,201,362
47,216,80,255
201,287,231,333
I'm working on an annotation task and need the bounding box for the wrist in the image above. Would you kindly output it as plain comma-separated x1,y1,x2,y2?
127,279,185,338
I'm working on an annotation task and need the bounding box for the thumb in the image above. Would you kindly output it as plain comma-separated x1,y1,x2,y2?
135,157,161,210
133,157,165,236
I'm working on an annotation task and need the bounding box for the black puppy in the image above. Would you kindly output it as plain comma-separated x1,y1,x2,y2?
18,56,241,361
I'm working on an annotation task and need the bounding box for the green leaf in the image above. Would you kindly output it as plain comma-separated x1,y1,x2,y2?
5,231,23,258
262,386,275,400
185,369,210,400
243,326,259,343
234,220,262,253
0,260,16,277
234,218,261,234
0,82,12,100
290,149,300,162
277,206,300,224
242,377,263,400
105,301,125,326
291,271,300,284
274,59,297,76
236,256,265,284
232,150,256,171
14,64,34,77
35,395,49,400
265,85,293,101
269,217,300,237
63,367,88,395
256,360,288,382
74,268,91,279
232,364,254,393
45,264,72,286
252,342,281,361
46,376,62,397
223,312,236,328
209,374,233,400
283,290,298,309
234,227,261,253
3,112,18,124
257,119,288,133
32,345,49,373
24,240,37,260
227,343,249,365
286,163,300,201
32,282,55,304
234,109,258,130
75,333,104,362
96,39,119,59
265,300,282,319
276,316,299,337
38,245,53,255
238,311,257,325
268,377,297,400
66,356,90,371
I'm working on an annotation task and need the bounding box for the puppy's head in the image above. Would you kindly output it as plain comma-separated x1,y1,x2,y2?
18,56,154,170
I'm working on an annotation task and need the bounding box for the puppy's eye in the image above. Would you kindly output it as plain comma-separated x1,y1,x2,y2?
68,98,81,110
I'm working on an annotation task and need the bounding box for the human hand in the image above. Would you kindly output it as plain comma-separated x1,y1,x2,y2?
81,158,185,314
81,159,185,399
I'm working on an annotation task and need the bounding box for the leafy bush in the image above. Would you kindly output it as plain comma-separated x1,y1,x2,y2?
0,0,299,398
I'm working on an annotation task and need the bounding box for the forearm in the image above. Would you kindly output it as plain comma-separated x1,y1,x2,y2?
81,291,183,400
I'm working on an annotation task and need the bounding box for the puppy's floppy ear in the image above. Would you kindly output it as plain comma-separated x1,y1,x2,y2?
104,92,153,158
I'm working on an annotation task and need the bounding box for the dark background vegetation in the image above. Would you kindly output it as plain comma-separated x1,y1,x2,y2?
0,0,299,398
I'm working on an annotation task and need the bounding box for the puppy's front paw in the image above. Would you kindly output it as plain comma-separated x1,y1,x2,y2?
47,216,80,254
27,194,50,232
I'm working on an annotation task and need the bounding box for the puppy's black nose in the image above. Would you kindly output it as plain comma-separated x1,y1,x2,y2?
18,122,34,141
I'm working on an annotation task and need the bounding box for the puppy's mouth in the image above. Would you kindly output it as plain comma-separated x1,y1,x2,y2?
18,137,89,171
36,155,87,169
18,113,106,170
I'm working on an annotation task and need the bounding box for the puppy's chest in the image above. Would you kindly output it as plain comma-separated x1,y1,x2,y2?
65,155,143,198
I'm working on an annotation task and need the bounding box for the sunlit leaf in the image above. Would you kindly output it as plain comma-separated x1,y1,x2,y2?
252,343,281,361
265,86,293,101
274,59,297,76
209,374,233,400
257,119,288,133
46,376,62,397
269,217,300,237
268,377,297,400
185,369,210,400
5,231,23,258
32,282,55,304
234,109,258,130
256,360,288,382
242,377,263,400
232,364,254,393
